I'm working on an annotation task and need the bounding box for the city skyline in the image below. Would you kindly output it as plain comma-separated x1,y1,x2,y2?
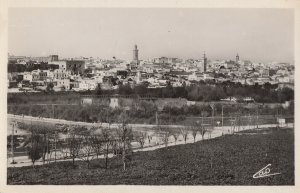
8,8,294,63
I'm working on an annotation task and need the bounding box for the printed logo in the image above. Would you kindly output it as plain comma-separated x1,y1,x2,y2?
253,164,281,179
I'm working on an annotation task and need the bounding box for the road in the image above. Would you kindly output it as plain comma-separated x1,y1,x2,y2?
7,114,189,135
7,114,293,135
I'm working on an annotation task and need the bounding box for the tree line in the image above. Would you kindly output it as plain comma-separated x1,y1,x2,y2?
8,99,294,126
8,78,293,104
12,114,216,170
16,113,134,170
95,81,293,103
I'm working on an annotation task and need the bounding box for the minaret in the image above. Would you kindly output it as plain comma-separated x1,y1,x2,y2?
203,51,207,72
133,44,139,65
236,53,239,64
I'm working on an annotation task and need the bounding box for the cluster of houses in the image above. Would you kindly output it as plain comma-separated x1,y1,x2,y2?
7,54,294,93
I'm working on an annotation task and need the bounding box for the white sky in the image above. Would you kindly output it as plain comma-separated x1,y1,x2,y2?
8,8,294,63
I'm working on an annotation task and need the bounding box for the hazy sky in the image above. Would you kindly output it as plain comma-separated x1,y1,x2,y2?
8,8,294,63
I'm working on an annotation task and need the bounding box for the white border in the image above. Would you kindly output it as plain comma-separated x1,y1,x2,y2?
0,1,299,193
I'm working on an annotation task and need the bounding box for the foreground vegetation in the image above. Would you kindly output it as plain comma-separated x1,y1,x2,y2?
8,127,294,185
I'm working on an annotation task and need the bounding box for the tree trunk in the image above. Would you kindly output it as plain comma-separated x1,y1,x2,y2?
72,156,75,168
48,151,52,164
105,143,109,169
46,135,49,163
42,135,46,164
122,141,126,171
54,136,57,163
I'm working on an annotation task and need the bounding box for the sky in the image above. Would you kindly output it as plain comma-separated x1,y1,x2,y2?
8,8,294,63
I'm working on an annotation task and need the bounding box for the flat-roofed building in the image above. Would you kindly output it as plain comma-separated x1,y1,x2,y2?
66,60,85,75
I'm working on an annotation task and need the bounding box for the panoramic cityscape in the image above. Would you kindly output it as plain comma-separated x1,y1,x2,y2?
6,8,294,185
7,46,294,94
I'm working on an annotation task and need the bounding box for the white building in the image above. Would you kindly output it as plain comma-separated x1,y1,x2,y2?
57,61,67,70
76,79,98,91
188,72,199,81
23,73,33,82
53,69,69,79
54,78,70,90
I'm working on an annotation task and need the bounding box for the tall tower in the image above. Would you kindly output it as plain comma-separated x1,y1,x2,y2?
133,44,139,65
236,53,239,64
203,52,207,72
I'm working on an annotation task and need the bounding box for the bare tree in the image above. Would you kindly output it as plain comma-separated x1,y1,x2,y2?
38,124,54,165
207,126,214,139
200,124,207,140
115,112,133,170
191,127,198,143
66,126,83,168
52,123,70,163
154,126,162,146
80,134,94,169
180,128,189,144
170,129,180,145
101,128,112,169
17,122,66,165
147,135,152,144
135,131,147,149
194,121,207,140
90,134,103,160
162,132,170,147
159,127,170,147
52,131,59,163
48,131,62,164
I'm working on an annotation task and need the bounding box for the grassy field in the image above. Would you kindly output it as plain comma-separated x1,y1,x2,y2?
7,127,294,185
